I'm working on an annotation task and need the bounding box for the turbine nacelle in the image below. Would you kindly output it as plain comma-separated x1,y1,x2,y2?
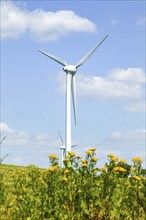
63,65,77,74
60,145,65,150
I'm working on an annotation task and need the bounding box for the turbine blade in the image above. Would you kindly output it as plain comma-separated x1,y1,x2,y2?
0,136,6,144
75,35,108,68
57,130,64,145
71,75,77,126
38,50,68,67
71,145,77,148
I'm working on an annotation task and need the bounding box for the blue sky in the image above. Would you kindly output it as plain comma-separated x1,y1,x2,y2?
1,0,145,168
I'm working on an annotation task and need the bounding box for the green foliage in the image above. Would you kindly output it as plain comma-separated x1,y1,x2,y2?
0,150,146,219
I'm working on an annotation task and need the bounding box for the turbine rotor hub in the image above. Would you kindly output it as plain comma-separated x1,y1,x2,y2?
63,65,77,74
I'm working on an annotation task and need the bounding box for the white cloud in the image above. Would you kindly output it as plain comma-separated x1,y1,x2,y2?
102,129,145,162
110,129,146,141
77,74,142,100
136,17,146,25
0,122,58,147
107,130,146,155
110,19,119,25
1,1,96,41
1,122,14,133
94,129,145,166
110,131,122,138
1,1,28,39
108,68,145,84
123,102,145,112
56,68,145,102
0,122,62,167
29,10,96,41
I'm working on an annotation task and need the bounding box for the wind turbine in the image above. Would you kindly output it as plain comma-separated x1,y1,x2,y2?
0,136,9,164
39,35,108,156
58,130,76,167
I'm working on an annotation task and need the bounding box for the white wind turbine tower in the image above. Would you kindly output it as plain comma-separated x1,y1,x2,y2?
58,130,76,167
39,35,108,157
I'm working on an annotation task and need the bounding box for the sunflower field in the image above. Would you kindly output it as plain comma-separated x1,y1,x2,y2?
0,149,146,220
